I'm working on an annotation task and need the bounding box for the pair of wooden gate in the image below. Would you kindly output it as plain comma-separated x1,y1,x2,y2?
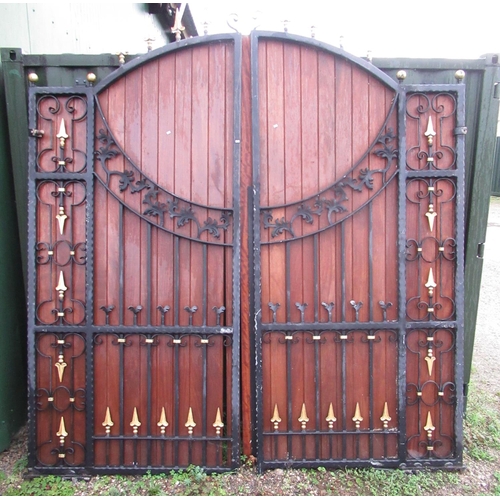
27,32,464,473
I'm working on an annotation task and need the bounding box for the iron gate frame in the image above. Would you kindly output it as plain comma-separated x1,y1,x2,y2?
249,31,466,470
26,33,243,474
23,30,467,474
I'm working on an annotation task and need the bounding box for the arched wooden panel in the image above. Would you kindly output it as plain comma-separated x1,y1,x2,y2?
252,33,401,467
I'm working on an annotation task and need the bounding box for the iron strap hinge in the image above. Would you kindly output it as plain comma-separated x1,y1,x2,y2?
454,126,467,135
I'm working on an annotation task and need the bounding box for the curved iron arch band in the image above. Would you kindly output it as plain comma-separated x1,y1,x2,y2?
261,169,398,245
94,175,233,247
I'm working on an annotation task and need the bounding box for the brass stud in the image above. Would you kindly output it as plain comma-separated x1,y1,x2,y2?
28,72,39,83
86,72,96,83
455,70,465,82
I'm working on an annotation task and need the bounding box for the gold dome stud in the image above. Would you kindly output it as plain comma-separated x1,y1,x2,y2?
87,72,96,83
28,72,39,83
455,70,465,82
396,70,407,82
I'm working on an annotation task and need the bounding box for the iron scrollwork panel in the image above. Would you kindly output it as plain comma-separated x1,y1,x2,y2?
29,89,92,470
404,87,465,465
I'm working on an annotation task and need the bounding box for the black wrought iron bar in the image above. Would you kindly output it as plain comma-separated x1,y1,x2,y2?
369,332,374,459
262,429,397,437
202,245,207,326
286,337,292,455
286,242,291,322
119,204,124,324
146,340,152,465
261,321,399,331
93,435,232,442
314,339,320,459
202,343,207,466
174,342,179,465
314,234,319,322
369,204,373,321
174,236,179,325
119,341,124,465
90,325,234,335
147,224,152,325
341,222,346,322
341,337,347,459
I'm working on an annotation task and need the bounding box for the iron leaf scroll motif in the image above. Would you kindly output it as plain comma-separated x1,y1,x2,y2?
95,129,231,241
262,129,398,240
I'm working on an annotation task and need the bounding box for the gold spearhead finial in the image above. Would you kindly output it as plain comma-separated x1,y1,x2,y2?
326,403,337,429
298,403,309,430
425,354,436,376
425,268,437,297
56,206,68,235
103,407,114,426
130,407,141,434
352,402,363,429
157,407,169,434
380,402,392,428
424,411,435,433
424,116,436,145
56,119,69,148
57,416,68,438
213,407,224,436
56,271,67,300
56,416,68,447
271,404,281,430
185,407,196,434
425,203,437,232
55,351,67,382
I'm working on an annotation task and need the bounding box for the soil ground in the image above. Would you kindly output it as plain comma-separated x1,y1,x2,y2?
1,198,500,496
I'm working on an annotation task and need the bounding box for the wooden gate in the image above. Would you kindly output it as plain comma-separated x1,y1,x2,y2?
27,32,465,473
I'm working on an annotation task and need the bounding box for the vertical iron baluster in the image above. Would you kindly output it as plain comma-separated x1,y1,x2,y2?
341,222,346,321
314,338,320,459
202,245,207,326
174,236,179,325
146,338,152,465
119,204,124,325
314,234,319,322
369,204,374,459
341,335,347,458
202,340,207,466
119,339,124,465
173,338,179,465
147,224,152,325
369,332,374,459
286,242,291,322
287,336,293,457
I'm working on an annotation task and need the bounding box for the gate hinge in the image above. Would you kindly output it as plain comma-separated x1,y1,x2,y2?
30,129,44,138
454,126,467,135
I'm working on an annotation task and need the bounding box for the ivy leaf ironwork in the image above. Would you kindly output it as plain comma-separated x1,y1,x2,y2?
263,211,294,238
143,190,168,225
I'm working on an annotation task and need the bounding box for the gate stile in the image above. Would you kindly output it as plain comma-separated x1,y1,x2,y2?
26,31,465,473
